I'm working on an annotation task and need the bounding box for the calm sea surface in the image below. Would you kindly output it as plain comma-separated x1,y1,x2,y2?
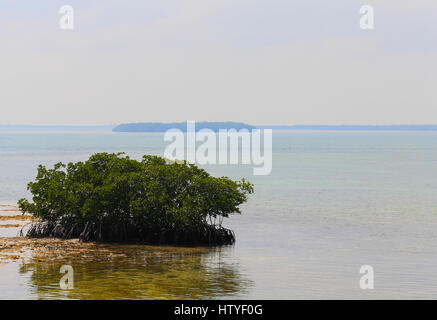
1,131,437,299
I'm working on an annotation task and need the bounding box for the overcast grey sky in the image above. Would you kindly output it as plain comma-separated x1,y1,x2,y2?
0,0,436,125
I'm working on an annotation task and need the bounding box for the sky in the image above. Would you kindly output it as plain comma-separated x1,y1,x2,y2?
0,0,436,126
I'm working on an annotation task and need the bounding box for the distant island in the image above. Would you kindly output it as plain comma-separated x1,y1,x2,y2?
112,122,256,132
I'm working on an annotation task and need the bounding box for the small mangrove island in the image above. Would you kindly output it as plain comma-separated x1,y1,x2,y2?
18,153,253,246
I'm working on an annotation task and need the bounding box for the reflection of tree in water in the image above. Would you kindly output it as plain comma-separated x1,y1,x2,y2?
19,243,253,299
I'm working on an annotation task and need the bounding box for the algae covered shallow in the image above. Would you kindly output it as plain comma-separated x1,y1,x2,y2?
0,237,252,299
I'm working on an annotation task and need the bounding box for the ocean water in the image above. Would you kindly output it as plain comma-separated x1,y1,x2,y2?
1,131,437,299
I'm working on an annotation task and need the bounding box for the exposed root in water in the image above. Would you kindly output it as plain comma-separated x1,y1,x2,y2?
24,221,236,246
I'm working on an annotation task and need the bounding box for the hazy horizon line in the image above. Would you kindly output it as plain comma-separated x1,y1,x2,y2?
2,123,437,131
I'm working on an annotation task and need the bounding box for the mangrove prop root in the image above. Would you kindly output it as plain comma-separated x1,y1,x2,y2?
24,221,236,246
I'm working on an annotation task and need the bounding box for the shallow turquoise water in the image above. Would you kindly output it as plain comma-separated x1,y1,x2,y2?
1,131,437,299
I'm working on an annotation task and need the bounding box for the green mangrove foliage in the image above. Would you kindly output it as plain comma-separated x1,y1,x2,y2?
18,153,254,245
